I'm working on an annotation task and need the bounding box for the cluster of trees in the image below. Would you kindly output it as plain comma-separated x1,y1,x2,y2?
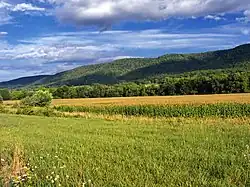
50,73,249,98
7,72,249,100
1,72,249,101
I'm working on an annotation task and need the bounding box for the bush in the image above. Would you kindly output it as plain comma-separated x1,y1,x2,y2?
0,94,3,104
21,90,53,107
0,89,11,100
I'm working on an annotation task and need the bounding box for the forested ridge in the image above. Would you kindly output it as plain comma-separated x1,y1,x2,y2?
1,43,250,88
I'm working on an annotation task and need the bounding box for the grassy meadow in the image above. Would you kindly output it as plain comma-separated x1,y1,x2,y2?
1,94,250,186
1,114,250,186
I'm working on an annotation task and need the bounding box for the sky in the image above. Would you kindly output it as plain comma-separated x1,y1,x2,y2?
0,0,250,81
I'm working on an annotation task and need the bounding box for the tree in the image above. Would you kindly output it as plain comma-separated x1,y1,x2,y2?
0,89,11,100
21,90,53,107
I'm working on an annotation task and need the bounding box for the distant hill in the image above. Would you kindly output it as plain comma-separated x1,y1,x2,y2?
1,44,250,88
0,75,50,88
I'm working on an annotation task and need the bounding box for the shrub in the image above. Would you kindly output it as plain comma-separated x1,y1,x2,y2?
0,89,11,100
0,94,3,104
21,90,53,107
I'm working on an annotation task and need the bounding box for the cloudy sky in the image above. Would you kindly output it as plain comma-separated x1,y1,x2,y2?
0,0,250,81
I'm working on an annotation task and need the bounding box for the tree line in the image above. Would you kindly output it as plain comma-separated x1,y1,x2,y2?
0,72,247,101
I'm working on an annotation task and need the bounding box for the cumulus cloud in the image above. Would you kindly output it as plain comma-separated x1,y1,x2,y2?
12,3,45,12
0,1,46,25
36,0,250,26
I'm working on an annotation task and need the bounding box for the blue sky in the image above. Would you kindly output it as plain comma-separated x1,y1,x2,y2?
0,0,250,81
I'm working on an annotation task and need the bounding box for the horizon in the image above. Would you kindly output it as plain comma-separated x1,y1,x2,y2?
0,0,250,81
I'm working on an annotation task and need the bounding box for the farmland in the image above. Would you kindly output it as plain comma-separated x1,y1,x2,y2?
4,93,250,107
1,94,250,186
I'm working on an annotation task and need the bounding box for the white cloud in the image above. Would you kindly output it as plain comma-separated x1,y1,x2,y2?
241,29,250,35
12,3,45,12
0,1,46,25
37,0,250,26
0,31,8,35
236,10,250,23
205,15,225,21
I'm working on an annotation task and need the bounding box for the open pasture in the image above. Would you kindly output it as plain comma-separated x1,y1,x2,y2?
1,114,250,186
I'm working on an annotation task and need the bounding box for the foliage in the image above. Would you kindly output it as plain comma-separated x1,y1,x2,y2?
11,89,33,100
0,89,11,100
16,106,60,117
3,71,250,100
21,90,53,107
0,94,3,104
49,72,250,99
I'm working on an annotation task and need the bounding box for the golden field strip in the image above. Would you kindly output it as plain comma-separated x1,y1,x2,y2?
53,93,250,106
4,93,250,106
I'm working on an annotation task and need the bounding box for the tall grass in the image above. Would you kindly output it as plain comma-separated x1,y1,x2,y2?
55,103,250,118
1,114,250,186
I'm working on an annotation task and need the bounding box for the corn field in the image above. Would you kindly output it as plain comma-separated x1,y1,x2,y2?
54,103,250,118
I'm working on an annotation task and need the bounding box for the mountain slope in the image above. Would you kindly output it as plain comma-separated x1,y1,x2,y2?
1,44,250,88
0,75,50,88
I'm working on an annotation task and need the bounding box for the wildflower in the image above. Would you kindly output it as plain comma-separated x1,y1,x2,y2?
46,176,49,179
55,156,58,158
0,158,5,162
60,165,66,169
51,180,54,184
66,175,69,179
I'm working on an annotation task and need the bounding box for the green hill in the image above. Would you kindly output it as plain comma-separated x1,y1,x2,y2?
0,75,50,88
1,44,250,88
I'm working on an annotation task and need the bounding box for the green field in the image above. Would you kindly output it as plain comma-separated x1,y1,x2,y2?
1,114,250,186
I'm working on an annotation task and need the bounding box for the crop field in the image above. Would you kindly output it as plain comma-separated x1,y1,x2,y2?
1,94,250,186
4,93,250,107
53,93,250,106
0,114,250,186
